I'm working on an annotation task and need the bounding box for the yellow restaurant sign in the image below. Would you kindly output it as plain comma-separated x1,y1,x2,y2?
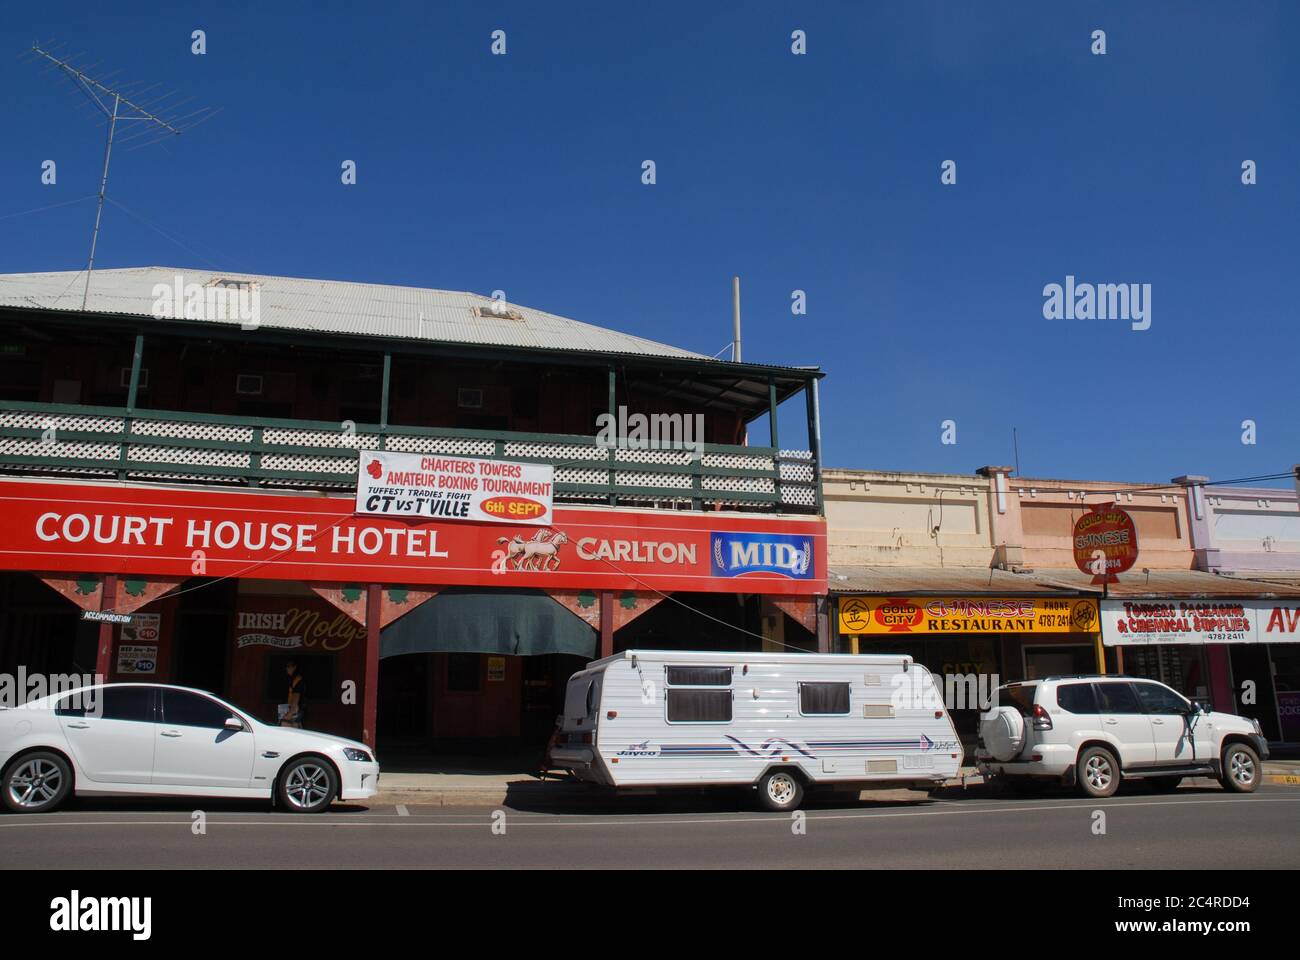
838,596,1099,635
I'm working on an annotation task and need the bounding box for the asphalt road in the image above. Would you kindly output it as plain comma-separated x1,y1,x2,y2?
4,782,1298,869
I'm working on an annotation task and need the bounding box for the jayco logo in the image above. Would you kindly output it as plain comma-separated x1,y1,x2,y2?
710,532,813,579
50,890,151,940
1042,275,1151,331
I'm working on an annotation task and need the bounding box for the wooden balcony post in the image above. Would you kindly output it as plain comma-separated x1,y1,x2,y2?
95,574,117,680
362,583,382,748
116,332,144,481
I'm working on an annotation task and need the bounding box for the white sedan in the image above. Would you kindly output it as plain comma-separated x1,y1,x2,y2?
0,683,380,814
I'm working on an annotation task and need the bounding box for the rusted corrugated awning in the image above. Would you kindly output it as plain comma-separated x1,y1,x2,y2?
829,565,1300,599
827,565,1073,596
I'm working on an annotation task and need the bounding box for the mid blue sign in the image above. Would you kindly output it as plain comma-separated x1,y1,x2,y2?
710,531,814,579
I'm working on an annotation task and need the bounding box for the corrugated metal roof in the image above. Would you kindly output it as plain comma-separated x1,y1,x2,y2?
1035,569,1300,599
828,565,1069,595
0,267,709,360
828,565,1300,598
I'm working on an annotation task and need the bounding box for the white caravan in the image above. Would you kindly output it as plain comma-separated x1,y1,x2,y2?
550,650,963,810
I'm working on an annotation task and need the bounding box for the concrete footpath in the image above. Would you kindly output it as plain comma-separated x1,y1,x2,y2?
365,760,1300,808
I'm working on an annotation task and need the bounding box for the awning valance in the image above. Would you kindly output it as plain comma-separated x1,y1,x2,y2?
379,587,595,659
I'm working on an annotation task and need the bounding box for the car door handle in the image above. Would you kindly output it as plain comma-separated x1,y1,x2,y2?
1103,718,1118,725
1151,718,1165,725
160,730,183,738
66,721,90,729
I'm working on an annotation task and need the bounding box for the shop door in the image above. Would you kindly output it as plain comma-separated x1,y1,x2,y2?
377,654,428,742
1023,644,1095,680
1229,645,1280,741
176,612,228,695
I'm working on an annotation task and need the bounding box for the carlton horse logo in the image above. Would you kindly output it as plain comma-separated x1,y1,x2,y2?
496,529,569,572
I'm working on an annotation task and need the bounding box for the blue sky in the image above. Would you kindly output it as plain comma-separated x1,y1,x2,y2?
2,2,1296,486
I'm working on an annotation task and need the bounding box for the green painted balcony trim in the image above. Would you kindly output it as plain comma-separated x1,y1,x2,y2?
0,400,817,513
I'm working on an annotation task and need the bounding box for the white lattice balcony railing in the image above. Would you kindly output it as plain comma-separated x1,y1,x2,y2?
0,401,821,514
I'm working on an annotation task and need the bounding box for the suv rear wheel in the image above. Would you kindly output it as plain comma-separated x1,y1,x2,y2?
1221,743,1260,794
1076,746,1120,799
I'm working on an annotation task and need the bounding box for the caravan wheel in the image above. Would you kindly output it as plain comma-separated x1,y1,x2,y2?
757,770,804,812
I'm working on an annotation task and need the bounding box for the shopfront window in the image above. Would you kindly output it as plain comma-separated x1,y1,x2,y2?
1271,645,1300,743
1122,645,1208,700
447,653,481,692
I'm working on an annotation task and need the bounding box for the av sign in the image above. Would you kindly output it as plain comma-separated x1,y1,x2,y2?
1073,502,1138,584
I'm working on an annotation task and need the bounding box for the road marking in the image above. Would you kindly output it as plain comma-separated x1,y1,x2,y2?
395,804,409,817
3,794,1297,830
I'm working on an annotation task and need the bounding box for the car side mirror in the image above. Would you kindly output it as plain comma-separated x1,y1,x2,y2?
1189,701,1208,716
224,716,245,731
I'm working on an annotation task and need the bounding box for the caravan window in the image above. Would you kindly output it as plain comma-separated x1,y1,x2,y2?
799,682,851,716
665,666,732,686
666,689,733,723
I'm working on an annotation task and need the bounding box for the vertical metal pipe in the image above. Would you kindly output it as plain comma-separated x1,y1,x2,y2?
84,93,120,311
732,276,742,362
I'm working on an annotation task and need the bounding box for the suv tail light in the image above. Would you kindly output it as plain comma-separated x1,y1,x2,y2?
1031,704,1053,731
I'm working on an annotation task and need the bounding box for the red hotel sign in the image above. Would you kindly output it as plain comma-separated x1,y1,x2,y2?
0,479,826,596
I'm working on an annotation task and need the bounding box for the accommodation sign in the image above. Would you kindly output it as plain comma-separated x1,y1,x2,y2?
355,450,554,525
838,597,1099,635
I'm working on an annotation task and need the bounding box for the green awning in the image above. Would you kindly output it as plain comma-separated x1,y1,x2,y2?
379,587,596,659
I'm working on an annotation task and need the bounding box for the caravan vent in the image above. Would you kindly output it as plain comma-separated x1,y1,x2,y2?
867,759,898,774
862,704,894,719
863,674,881,686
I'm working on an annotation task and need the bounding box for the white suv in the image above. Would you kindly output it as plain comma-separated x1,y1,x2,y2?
976,676,1268,799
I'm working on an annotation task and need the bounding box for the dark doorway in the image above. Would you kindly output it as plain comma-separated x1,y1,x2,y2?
1230,645,1280,741
0,572,97,677
174,578,235,695
377,653,429,743
522,653,586,741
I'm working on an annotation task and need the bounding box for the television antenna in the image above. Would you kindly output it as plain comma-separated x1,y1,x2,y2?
24,42,220,309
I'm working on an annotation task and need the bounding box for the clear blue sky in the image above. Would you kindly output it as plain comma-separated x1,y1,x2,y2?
2,2,1296,486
